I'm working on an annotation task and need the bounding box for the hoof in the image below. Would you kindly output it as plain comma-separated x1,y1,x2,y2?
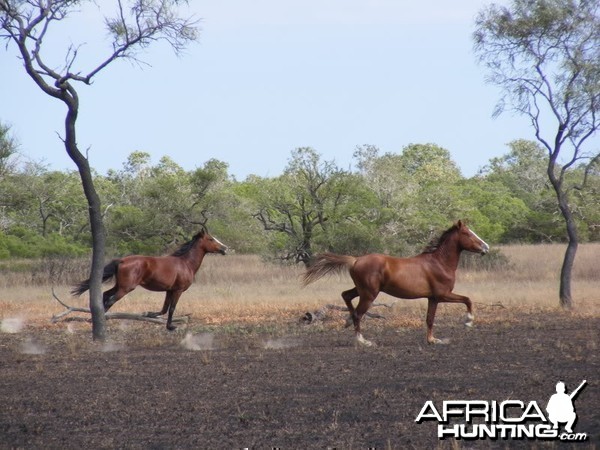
428,337,450,345
344,316,353,328
166,324,177,331
465,313,474,327
355,333,375,347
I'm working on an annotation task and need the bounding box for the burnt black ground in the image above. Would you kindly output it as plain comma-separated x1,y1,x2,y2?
0,312,598,449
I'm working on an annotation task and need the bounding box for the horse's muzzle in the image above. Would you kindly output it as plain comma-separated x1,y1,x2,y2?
219,247,227,255
480,243,490,255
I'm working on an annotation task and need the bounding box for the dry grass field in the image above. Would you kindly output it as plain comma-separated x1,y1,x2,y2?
1,244,599,449
1,243,599,331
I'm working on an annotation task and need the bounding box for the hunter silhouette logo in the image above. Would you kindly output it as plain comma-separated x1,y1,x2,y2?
546,380,586,434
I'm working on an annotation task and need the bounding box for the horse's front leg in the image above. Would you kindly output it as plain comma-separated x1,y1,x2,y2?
426,292,473,344
442,292,473,327
145,292,172,318
166,290,184,331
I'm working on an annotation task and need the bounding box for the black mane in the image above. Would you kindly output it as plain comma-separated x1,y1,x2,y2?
422,224,459,254
171,231,204,257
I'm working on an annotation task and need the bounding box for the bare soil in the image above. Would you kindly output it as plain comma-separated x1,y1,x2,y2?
1,311,598,449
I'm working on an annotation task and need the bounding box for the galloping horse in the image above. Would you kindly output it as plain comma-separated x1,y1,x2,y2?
303,221,489,346
72,229,227,330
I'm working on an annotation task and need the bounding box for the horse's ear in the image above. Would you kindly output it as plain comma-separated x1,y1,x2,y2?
457,220,463,228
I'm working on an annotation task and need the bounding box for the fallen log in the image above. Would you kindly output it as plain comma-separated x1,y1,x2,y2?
50,288,190,326
302,301,397,325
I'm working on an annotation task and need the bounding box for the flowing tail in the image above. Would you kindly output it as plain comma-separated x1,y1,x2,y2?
71,259,120,296
303,253,357,286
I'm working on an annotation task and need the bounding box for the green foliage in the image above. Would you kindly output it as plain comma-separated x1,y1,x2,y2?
0,121,17,177
0,144,598,263
245,148,380,263
477,139,600,242
317,220,382,255
0,228,87,259
455,179,530,243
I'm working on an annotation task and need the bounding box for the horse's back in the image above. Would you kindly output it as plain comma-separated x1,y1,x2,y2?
118,255,190,291
353,252,423,271
352,253,434,299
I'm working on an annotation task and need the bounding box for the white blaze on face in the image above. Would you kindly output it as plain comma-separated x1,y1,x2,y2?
469,228,490,254
212,236,227,253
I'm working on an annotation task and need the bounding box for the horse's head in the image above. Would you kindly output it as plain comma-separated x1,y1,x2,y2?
198,229,227,255
456,220,489,255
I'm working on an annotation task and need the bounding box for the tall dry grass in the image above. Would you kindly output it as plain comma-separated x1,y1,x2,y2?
458,244,599,317
0,244,598,330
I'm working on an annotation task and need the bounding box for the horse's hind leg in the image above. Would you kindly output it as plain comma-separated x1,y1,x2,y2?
341,287,358,328
103,286,128,312
353,291,377,347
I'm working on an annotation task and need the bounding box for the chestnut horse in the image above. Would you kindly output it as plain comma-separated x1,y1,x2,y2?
72,229,227,330
303,221,489,346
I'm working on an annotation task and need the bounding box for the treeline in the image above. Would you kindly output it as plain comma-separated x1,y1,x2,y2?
1,141,598,262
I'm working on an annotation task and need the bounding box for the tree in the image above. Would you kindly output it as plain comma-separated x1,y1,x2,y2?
354,144,467,253
11,162,86,237
104,154,234,255
0,121,18,178
1,0,199,339
474,0,600,308
481,139,561,241
0,121,18,230
455,178,530,243
253,148,357,265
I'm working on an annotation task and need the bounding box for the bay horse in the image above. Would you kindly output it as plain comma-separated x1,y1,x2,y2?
303,221,489,346
71,229,227,330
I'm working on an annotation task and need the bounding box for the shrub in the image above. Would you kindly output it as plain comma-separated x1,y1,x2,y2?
459,248,512,271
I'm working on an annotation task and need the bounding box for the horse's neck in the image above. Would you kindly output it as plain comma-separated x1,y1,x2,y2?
182,246,206,272
434,236,462,270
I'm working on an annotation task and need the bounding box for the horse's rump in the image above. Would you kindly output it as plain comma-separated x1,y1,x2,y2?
71,259,121,296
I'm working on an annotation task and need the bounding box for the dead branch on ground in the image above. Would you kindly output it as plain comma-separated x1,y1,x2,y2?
302,301,397,324
50,288,190,326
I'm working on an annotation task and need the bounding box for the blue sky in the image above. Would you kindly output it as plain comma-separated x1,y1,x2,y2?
1,0,536,180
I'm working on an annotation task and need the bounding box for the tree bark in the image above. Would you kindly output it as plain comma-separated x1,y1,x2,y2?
63,94,107,340
548,149,577,310
556,191,578,310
